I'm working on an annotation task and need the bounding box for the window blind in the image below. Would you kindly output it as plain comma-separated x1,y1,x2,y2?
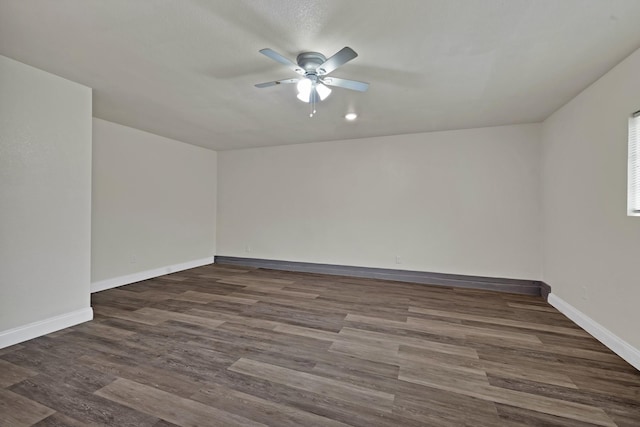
629,111,640,214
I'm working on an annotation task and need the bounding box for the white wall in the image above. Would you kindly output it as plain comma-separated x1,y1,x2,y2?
0,55,92,341
218,124,541,280
542,47,640,351
91,118,217,289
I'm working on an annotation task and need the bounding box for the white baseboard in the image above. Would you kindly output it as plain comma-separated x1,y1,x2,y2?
548,293,640,371
91,256,214,293
0,307,93,349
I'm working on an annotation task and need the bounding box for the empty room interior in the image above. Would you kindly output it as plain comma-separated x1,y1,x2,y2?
2,1,640,425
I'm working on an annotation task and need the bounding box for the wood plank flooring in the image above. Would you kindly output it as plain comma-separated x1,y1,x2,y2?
1,263,639,426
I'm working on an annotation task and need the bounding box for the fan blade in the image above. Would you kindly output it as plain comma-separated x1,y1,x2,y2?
259,49,305,75
255,78,300,88
321,77,369,92
316,47,358,75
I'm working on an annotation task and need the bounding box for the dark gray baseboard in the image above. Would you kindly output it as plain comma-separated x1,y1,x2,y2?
540,281,552,301
214,256,543,296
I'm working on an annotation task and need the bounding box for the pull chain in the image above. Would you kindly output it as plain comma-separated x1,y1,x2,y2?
309,85,317,118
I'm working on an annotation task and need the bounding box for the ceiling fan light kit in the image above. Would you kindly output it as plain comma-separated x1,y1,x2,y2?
255,46,369,117
295,76,331,102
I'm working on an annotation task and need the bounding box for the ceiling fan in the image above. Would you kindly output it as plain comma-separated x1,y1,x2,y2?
255,47,369,116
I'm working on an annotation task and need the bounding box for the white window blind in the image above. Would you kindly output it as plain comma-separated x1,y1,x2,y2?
629,111,640,215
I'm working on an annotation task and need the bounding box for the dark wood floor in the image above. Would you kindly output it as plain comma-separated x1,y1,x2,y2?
1,264,639,426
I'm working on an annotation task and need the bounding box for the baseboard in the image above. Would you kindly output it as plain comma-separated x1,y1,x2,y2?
540,281,551,301
0,307,93,350
548,293,640,371
91,256,214,293
214,256,542,296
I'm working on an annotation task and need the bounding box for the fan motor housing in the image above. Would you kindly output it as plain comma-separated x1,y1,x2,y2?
296,52,327,73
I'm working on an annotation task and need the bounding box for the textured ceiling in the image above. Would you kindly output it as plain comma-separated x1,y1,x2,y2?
2,0,640,150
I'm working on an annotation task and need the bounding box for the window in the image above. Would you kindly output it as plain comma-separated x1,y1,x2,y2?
629,110,640,216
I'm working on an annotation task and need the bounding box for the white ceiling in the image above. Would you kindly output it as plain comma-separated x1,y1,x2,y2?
2,0,640,150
